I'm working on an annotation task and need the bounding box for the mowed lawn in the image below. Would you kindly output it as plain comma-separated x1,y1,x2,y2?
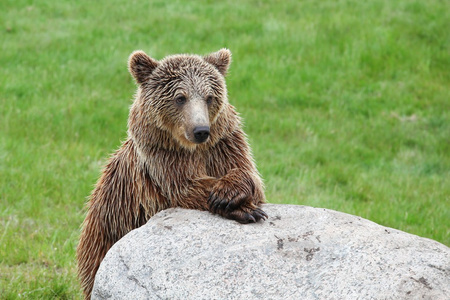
1,0,449,298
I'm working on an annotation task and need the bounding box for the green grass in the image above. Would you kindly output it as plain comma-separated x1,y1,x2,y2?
1,0,449,298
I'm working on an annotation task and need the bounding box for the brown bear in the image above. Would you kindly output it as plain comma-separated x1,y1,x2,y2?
76,49,267,299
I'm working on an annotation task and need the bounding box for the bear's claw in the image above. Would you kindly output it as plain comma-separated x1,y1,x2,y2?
254,207,269,219
230,206,268,224
208,195,268,224
207,176,267,223
208,190,248,214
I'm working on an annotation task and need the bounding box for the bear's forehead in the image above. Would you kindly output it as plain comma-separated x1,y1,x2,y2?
147,55,223,95
156,55,217,78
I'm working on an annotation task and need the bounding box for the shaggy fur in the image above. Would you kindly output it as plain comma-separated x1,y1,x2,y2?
76,49,266,299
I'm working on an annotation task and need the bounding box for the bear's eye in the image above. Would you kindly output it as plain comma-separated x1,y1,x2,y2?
175,95,187,105
206,96,214,105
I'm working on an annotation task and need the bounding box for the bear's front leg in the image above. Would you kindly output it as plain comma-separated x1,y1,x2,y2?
208,168,267,223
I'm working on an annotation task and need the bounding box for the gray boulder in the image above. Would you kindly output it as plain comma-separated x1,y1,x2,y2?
92,204,450,300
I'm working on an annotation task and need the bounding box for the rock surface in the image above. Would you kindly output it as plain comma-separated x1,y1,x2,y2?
92,204,450,300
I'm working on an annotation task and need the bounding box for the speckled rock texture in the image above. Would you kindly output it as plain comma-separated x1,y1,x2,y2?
92,204,450,300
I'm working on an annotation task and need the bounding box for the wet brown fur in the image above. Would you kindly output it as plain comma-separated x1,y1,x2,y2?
76,49,266,299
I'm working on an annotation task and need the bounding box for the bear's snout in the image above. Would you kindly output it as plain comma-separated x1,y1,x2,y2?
193,126,210,143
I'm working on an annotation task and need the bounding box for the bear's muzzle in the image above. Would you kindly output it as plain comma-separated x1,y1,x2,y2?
193,126,210,143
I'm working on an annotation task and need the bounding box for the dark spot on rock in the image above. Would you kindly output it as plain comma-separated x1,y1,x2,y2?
410,277,432,290
288,236,298,242
406,291,411,295
277,238,284,250
315,235,321,243
418,277,432,290
304,247,320,253
269,222,275,226
385,229,391,234
427,264,447,273
273,215,281,221
164,225,172,230
274,235,284,250
302,231,314,239
304,247,320,261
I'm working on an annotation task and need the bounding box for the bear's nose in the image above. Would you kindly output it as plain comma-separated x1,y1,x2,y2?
193,126,210,143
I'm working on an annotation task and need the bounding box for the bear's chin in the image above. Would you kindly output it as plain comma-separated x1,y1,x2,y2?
186,136,210,147
171,134,207,152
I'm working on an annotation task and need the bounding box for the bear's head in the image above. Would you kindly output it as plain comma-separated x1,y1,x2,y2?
127,49,232,152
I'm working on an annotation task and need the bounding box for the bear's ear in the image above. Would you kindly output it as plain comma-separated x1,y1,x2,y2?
128,50,159,84
203,48,232,76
